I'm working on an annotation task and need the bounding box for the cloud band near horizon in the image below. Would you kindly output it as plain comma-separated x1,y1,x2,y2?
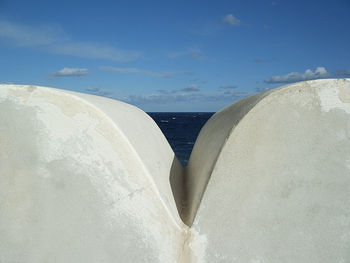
0,20,140,62
53,67,89,77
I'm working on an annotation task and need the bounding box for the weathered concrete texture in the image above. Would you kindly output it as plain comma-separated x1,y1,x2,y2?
188,79,350,262
2,80,350,263
0,85,186,263
183,91,274,225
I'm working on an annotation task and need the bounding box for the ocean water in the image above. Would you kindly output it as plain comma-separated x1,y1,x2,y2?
147,112,215,166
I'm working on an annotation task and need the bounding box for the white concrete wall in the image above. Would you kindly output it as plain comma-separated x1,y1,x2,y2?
183,91,273,225
187,79,350,262
1,79,350,263
0,85,186,263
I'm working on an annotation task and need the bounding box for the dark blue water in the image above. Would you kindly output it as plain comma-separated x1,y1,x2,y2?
147,112,215,166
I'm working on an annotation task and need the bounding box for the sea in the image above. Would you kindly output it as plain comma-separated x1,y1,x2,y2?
147,112,215,166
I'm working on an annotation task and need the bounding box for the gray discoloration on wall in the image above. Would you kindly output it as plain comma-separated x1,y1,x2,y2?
316,79,350,113
0,85,185,263
338,79,350,103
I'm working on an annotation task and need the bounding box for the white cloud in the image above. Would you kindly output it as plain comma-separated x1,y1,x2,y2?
86,87,113,96
0,20,139,62
100,66,174,78
182,85,200,92
220,85,238,89
223,90,248,96
222,14,241,26
0,20,61,46
264,67,330,84
125,93,199,104
123,89,249,105
52,43,139,62
334,69,350,77
256,87,273,93
100,67,139,73
157,89,170,94
53,67,89,77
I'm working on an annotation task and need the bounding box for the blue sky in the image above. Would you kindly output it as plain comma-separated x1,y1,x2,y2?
0,0,349,112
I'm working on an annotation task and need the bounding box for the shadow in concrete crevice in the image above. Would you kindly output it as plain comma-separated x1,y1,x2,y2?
169,156,189,225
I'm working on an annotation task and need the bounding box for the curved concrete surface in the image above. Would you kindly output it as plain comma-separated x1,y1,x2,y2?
0,84,185,262
183,90,273,225
187,79,350,262
2,80,350,262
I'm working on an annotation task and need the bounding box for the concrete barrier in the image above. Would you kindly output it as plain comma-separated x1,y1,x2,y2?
0,84,185,262
187,79,350,262
1,79,350,262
